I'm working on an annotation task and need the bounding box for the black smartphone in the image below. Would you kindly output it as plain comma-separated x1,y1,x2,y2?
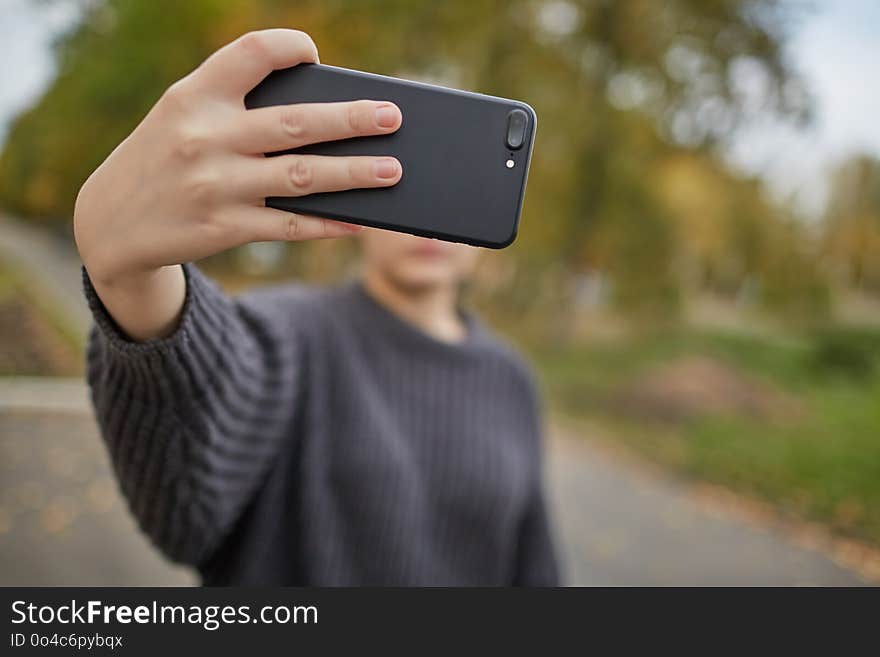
244,63,537,249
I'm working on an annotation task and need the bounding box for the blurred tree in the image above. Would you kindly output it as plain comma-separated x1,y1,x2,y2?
0,0,814,320
823,155,880,295
0,0,237,221
656,150,829,320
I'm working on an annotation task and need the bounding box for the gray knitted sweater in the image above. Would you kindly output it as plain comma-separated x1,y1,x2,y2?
83,263,560,586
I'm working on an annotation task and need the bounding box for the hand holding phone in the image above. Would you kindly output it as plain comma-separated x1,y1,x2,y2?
246,64,537,248
73,29,404,341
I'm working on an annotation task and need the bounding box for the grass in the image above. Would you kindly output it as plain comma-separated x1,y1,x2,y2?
527,327,880,545
0,259,84,376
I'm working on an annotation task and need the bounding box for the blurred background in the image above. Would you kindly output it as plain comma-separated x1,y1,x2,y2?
1,0,879,585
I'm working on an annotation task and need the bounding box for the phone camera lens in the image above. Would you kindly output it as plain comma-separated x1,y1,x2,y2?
506,109,528,150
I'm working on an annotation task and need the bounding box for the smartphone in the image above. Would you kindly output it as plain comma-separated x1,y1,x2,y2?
244,63,536,248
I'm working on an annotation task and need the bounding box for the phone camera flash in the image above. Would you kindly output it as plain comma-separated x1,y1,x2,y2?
506,159,515,169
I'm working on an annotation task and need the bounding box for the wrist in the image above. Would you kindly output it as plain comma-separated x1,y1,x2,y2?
86,259,165,295
87,264,187,342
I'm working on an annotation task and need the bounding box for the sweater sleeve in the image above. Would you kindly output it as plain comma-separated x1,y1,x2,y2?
83,263,301,567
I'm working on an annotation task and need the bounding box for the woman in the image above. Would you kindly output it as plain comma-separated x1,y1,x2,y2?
74,28,560,585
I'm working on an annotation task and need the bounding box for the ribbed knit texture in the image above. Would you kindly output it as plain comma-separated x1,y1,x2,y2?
82,263,560,586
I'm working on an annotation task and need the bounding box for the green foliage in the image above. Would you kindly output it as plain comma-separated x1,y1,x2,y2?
531,326,880,544
808,326,880,380
0,0,233,220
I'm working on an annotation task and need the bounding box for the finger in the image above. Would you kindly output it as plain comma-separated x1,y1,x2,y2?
239,154,402,199
232,206,363,243
194,29,319,99
230,100,402,154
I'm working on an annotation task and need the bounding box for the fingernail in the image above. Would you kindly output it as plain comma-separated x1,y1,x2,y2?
342,222,363,232
375,104,399,128
374,158,399,179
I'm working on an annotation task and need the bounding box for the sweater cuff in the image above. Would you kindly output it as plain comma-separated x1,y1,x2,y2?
81,263,219,357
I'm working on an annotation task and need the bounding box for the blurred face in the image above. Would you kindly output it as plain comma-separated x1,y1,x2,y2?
359,229,480,294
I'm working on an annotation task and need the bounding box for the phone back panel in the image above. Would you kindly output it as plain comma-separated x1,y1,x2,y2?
244,64,536,248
